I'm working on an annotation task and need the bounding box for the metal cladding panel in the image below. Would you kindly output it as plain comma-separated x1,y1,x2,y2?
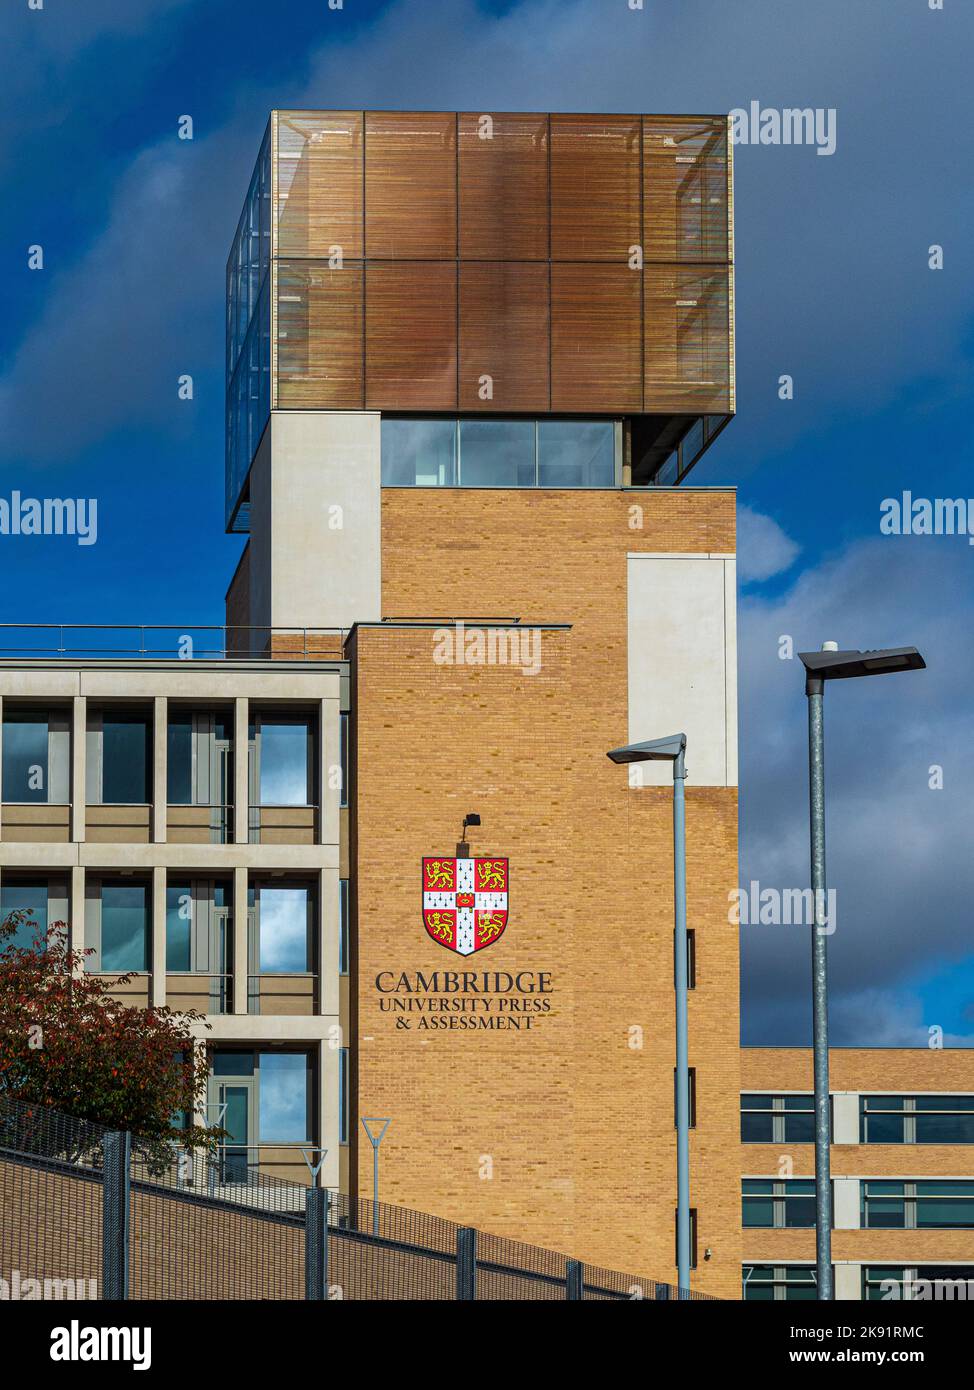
238,110,736,429
549,114,642,261
551,264,642,412
458,112,549,260
276,111,364,260
644,265,731,414
458,261,550,411
364,262,458,410
364,111,457,259
276,259,364,408
642,115,730,263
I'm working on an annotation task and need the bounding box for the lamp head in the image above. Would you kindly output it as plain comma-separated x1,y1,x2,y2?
606,733,687,765
799,646,925,685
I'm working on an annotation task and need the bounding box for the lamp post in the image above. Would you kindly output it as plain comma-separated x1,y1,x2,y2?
797,644,925,1300
360,1117,391,1236
607,732,691,1295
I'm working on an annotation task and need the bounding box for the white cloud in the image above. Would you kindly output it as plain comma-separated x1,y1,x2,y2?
736,504,800,584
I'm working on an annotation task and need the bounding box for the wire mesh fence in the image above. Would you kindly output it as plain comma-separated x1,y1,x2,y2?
0,1096,719,1301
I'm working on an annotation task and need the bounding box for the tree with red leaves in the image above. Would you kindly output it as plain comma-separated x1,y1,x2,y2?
0,910,222,1170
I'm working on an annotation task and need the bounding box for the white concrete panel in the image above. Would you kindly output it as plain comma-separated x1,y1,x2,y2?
833,1177,860,1230
248,411,381,631
832,1092,860,1145
627,553,738,787
835,1263,862,1301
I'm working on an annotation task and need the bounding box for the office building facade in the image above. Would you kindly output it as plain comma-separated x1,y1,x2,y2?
7,110,967,1298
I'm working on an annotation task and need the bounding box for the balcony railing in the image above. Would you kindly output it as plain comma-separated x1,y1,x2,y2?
0,624,347,661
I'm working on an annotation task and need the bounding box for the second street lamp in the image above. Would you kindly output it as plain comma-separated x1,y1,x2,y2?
606,732,691,1296
798,643,925,1301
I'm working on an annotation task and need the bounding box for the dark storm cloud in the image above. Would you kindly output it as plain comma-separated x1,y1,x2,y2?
2,0,972,459
738,531,974,1044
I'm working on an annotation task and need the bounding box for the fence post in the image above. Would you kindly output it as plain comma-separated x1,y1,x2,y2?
305,1187,330,1300
565,1258,583,1300
102,1130,131,1300
456,1227,477,1301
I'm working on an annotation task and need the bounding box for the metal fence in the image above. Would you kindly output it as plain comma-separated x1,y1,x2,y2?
0,1097,716,1300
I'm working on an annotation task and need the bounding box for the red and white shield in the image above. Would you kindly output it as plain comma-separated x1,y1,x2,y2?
422,857,509,956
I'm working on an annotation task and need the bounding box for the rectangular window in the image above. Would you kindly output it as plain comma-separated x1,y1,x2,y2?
742,1093,817,1144
95,712,151,804
254,883,312,973
257,1052,311,1143
379,418,622,489
917,1180,974,1228
167,711,233,840
93,881,149,972
674,927,695,988
675,1208,698,1271
166,879,229,997
2,708,69,804
255,714,312,806
863,1180,974,1229
167,716,193,804
339,1047,349,1144
166,883,193,972
0,878,67,952
339,878,349,975
860,1095,974,1145
862,1266,974,1300
744,1265,818,1302
339,711,349,809
458,419,536,487
674,1067,696,1129
860,1095,906,1144
861,1180,907,1228
743,1179,818,1229
209,1049,313,1179
538,420,615,487
381,418,457,487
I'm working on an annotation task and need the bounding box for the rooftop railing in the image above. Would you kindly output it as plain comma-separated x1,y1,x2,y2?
0,624,347,662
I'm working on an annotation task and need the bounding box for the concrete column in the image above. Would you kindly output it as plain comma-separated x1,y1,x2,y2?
232,863,248,1015
833,1177,860,1230
69,865,85,977
834,1263,861,1301
151,866,166,1008
318,866,339,1016
233,697,248,846
320,697,340,846
832,1092,860,1145
152,696,167,843
71,696,86,842
318,1037,339,1192
194,1036,209,1131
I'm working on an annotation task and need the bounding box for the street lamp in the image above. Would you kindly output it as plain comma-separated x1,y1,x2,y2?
606,732,691,1296
798,643,925,1300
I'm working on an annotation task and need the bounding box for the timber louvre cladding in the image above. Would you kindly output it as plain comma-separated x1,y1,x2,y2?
270,110,733,416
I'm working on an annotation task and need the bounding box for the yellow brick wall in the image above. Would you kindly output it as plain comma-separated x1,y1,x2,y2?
741,1047,974,1274
346,487,740,1294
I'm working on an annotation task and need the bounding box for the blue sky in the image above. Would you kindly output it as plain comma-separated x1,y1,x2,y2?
1,0,972,1045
